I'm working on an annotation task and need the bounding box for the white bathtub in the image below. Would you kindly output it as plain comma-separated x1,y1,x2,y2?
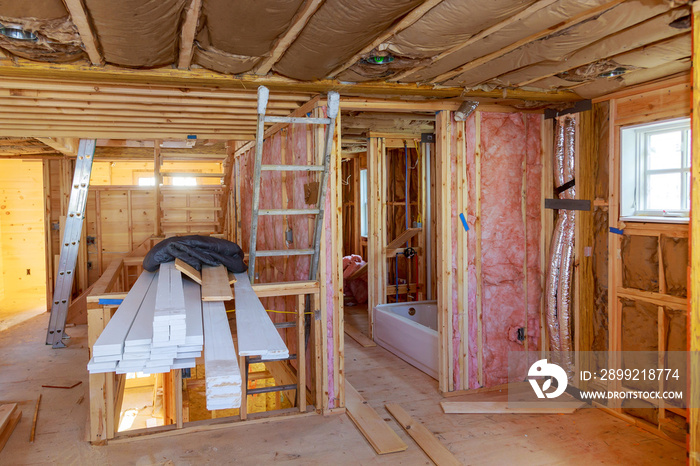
373,300,438,379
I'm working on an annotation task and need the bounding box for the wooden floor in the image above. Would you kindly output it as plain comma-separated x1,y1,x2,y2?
0,310,686,465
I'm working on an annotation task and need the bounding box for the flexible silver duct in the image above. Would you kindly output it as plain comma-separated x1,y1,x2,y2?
545,116,576,377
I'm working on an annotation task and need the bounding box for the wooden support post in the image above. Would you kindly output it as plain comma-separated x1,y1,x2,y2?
690,3,700,462
474,112,484,386
239,353,247,421
541,119,554,355
88,304,109,443
154,140,162,236
297,295,307,412
43,160,54,308
367,137,387,339
174,370,183,429
95,190,103,276
435,111,452,393
352,158,362,255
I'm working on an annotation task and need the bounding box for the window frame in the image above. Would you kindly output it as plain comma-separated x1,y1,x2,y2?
620,117,690,223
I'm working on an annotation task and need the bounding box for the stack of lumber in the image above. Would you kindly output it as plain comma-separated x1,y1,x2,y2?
202,301,241,410
87,267,204,375
0,403,21,454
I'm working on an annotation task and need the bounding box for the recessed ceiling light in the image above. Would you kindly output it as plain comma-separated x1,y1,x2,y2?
598,67,627,78
364,55,394,65
0,24,38,41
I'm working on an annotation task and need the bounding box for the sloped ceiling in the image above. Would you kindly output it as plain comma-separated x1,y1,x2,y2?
0,0,690,99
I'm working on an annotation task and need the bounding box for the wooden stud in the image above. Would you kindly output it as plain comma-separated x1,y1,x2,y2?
474,112,484,386
456,116,468,390
367,137,387,339
608,97,622,411
154,141,162,236
297,295,307,413
541,119,554,355
435,111,452,392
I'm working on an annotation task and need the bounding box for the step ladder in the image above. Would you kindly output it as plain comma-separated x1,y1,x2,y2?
46,139,96,348
248,86,340,283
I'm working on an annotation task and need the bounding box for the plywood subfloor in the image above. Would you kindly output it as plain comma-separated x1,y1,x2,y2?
0,312,686,464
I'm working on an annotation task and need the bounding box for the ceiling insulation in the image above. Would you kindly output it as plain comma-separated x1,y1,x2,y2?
83,0,187,67
0,0,83,62
444,0,672,87
491,7,690,87
396,0,613,83
384,0,539,59
274,0,423,80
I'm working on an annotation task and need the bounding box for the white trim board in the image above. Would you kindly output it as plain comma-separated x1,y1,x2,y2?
232,273,289,358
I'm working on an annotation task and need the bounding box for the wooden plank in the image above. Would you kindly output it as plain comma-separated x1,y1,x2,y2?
174,258,201,284
385,403,460,466
385,227,422,250
233,273,289,358
123,271,160,349
440,401,581,414
248,281,320,297
29,394,41,442
202,301,241,410
345,382,407,455
0,408,21,454
616,287,687,311
202,265,233,301
296,295,306,412
344,323,376,347
91,271,156,357
0,404,16,434
689,5,700,462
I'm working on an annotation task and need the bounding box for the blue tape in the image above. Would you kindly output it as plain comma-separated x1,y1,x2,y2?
187,134,197,140
459,213,470,231
99,298,123,305
609,227,624,235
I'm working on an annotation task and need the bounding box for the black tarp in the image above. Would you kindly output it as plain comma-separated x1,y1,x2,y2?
143,235,247,273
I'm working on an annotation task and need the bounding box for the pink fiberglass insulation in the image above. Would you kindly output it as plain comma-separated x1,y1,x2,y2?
465,114,480,389
478,112,541,387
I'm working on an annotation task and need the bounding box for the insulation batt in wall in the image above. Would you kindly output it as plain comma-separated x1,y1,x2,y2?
450,112,542,390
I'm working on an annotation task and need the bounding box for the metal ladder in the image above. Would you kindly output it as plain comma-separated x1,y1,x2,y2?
46,139,96,348
248,86,340,283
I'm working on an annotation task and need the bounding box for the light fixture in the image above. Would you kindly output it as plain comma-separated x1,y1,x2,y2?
0,23,38,41
364,54,394,65
598,67,626,78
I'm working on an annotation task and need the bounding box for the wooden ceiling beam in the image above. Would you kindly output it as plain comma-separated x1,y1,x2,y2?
0,58,579,101
63,0,104,66
429,0,627,84
0,89,302,109
4,106,261,122
0,129,254,140
254,0,325,75
327,0,445,78
1,121,257,133
0,77,312,102
4,113,258,127
390,0,559,82
35,137,80,156
177,0,203,69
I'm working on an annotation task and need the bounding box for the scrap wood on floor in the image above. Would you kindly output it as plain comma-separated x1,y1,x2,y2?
344,322,376,347
385,403,461,466
0,403,22,454
440,401,583,414
345,382,407,455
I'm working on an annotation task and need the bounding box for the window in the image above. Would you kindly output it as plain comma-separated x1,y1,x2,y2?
138,176,155,186
620,118,690,221
171,176,197,186
360,169,368,237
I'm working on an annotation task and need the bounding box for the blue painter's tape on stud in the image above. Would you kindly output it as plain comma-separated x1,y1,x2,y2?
187,134,197,140
99,298,123,305
459,213,469,231
609,227,624,235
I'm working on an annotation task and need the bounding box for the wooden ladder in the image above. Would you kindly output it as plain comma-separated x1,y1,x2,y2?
247,85,340,283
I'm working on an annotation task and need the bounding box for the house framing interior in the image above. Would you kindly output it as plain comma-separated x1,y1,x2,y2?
0,0,699,464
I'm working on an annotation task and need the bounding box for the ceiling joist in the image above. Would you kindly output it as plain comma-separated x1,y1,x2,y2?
430,0,627,84
254,0,325,75
177,0,203,69
63,0,104,66
327,0,445,78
